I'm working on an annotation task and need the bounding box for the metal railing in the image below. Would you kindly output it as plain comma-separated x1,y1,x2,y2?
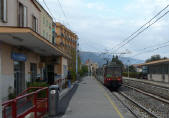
2,87,48,118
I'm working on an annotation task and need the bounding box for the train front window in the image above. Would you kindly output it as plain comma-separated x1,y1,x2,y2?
106,67,121,76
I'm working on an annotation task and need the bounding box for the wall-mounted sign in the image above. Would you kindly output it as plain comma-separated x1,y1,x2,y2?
11,53,27,61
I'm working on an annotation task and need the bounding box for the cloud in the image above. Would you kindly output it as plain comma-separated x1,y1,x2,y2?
39,0,169,60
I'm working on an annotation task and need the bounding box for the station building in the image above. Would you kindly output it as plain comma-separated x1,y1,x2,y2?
54,22,78,71
138,59,169,83
0,0,77,101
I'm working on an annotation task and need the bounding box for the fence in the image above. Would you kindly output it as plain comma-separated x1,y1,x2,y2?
2,87,48,118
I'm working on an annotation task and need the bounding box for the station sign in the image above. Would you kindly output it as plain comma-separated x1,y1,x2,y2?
11,53,27,61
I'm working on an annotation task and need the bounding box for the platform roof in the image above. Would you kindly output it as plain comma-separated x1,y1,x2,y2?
136,59,169,67
0,27,71,59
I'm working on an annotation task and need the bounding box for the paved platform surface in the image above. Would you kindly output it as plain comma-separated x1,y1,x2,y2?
60,76,135,118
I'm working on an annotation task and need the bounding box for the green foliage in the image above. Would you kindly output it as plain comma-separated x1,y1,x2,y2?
111,55,124,70
70,70,76,82
129,65,136,72
79,65,88,76
27,82,49,98
123,72,141,78
27,82,49,88
146,54,168,63
8,93,16,100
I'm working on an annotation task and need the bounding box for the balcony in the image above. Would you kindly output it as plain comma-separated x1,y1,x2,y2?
0,27,71,59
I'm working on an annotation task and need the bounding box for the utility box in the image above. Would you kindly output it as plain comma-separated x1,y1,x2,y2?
48,85,59,116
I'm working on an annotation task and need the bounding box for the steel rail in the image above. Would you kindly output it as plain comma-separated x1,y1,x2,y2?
123,78,169,90
115,91,159,118
123,84,169,104
112,92,139,118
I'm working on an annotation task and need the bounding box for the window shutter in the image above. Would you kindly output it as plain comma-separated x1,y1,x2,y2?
0,0,2,19
23,6,27,27
3,0,7,22
35,18,38,32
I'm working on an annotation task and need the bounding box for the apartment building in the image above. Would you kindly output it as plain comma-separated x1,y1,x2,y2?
0,0,71,101
54,22,78,71
55,22,78,52
0,0,40,32
34,0,53,42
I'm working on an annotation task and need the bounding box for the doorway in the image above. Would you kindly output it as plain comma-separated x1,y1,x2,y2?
14,61,25,95
47,64,54,85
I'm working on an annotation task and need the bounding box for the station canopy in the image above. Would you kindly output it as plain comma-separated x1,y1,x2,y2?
0,27,70,58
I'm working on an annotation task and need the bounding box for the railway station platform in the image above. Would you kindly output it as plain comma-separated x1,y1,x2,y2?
57,76,135,118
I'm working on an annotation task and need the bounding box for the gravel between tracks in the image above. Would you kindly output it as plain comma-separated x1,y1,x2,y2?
113,92,155,118
120,86,169,118
123,79,169,100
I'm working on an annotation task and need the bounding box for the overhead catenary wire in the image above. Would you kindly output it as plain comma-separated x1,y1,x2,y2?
136,40,169,52
113,4,169,52
115,10,169,52
132,44,169,58
42,0,58,22
57,0,71,28
113,5,169,50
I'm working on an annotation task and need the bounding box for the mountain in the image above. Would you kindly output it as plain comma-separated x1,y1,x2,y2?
80,51,144,66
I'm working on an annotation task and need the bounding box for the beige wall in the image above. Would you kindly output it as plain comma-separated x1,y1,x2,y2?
0,42,2,117
148,74,169,83
0,0,18,26
34,1,53,42
1,43,41,100
61,57,68,79
0,0,41,34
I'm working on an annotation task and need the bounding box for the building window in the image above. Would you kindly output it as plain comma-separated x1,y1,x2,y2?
32,15,38,32
43,30,45,37
43,16,45,24
46,20,48,27
0,0,7,22
18,3,27,27
46,32,48,39
30,63,37,83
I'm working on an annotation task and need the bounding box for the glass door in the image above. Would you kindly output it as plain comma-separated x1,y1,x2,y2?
14,61,25,95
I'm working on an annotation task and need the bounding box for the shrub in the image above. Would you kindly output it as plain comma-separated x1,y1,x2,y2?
123,72,141,78
79,65,88,77
27,82,49,98
8,93,16,100
70,70,76,82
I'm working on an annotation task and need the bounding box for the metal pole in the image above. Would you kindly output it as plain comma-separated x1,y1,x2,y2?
76,41,78,80
128,60,130,78
0,42,2,118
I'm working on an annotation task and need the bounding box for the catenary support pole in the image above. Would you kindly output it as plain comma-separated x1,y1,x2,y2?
0,42,2,118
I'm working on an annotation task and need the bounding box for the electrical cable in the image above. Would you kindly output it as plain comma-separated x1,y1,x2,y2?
116,10,169,52
113,4,169,52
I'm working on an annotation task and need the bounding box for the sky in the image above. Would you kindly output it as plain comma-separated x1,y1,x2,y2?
39,0,169,60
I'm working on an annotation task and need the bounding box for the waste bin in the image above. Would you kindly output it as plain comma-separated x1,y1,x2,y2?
48,85,59,116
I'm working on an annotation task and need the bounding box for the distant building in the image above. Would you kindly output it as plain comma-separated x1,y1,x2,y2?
85,59,98,74
137,59,169,82
34,0,53,42
132,64,142,72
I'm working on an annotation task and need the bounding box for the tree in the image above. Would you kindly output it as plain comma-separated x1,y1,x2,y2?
146,54,168,63
79,65,88,76
129,65,136,72
111,55,124,67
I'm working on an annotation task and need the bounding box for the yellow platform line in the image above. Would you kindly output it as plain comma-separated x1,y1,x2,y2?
104,92,124,118
95,79,124,118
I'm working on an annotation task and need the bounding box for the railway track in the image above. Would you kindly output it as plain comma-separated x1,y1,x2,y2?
113,84,169,118
123,78,169,100
122,84,169,104
113,92,159,118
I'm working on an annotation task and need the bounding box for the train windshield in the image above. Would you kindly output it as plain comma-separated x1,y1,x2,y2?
106,67,121,77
